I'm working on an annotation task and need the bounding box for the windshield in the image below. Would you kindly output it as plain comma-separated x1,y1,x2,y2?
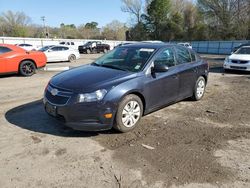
235,47,250,55
39,46,52,52
92,47,156,72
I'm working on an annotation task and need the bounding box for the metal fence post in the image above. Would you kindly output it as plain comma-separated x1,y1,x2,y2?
197,42,200,53
218,41,221,54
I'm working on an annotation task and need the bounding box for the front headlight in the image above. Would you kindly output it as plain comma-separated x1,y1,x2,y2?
77,89,107,103
225,57,230,63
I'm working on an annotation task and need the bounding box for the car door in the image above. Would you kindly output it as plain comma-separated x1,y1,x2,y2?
174,46,198,100
143,47,179,111
46,47,62,62
61,47,70,61
0,46,13,73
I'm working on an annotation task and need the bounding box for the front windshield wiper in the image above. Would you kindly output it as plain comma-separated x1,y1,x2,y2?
91,62,101,66
100,64,128,71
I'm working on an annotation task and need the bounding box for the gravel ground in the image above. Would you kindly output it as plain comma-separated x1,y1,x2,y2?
0,54,250,188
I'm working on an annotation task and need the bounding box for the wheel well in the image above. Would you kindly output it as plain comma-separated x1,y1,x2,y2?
201,75,208,84
19,59,37,70
129,92,146,115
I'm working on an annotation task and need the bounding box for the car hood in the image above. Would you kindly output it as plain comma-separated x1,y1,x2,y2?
229,54,250,61
50,65,137,93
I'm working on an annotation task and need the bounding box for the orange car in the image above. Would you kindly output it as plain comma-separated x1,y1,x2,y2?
0,44,47,76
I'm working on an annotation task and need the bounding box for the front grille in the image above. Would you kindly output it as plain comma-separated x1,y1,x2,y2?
231,60,249,64
45,85,73,105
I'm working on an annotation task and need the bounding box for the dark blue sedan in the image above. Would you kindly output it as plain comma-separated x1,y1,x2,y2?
43,43,209,132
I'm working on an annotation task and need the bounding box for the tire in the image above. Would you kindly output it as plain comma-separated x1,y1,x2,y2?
68,54,76,62
113,94,143,133
192,76,206,101
19,60,36,77
86,49,91,54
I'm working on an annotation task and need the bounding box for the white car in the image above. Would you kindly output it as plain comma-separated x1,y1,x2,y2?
178,43,192,49
39,45,80,62
224,46,250,71
59,41,79,50
16,43,38,51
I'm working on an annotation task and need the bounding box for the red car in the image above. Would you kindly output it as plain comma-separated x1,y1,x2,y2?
0,44,47,76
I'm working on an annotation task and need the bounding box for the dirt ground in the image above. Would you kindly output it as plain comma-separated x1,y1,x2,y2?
0,54,250,188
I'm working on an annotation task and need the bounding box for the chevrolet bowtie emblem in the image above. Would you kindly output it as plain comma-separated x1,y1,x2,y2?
51,88,58,96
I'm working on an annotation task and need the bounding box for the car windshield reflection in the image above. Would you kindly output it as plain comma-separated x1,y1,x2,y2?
93,47,156,72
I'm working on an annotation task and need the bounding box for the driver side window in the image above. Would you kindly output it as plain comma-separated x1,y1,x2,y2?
154,48,175,67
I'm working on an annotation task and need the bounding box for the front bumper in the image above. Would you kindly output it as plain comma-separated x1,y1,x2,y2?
224,61,250,71
43,97,116,131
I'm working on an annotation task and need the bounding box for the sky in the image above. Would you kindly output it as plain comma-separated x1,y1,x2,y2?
0,0,130,27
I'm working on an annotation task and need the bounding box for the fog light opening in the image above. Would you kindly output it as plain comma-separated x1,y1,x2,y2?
104,113,113,119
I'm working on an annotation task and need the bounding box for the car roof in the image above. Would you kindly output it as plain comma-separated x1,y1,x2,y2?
119,42,174,49
0,43,26,52
240,46,250,48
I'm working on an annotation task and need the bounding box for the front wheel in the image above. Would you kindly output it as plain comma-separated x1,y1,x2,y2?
86,49,91,54
19,60,36,76
114,94,143,133
192,76,206,101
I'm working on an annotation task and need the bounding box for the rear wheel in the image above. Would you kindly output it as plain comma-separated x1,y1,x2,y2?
192,76,206,101
68,54,76,62
19,60,36,77
114,94,143,133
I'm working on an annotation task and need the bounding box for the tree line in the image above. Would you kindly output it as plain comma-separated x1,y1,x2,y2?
0,0,250,41
124,0,250,41
0,11,128,40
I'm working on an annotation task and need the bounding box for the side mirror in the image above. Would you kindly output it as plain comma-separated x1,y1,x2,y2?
152,64,169,73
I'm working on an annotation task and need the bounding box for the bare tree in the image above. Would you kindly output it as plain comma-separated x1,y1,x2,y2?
0,10,31,37
121,0,143,23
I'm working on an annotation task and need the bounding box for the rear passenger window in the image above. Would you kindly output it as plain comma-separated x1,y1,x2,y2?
0,47,12,54
154,48,175,67
175,46,191,64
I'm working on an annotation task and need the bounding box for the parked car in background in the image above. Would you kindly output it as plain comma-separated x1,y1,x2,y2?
44,43,209,133
59,41,78,50
178,42,192,49
232,42,250,53
0,44,47,76
39,45,80,63
16,43,39,51
224,46,250,71
78,41,110,54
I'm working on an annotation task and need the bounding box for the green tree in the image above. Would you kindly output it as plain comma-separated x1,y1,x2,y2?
146,0,172,40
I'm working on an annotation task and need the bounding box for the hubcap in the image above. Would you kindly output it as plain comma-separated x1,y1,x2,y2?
122,101,141,128
22,63,34,75
197,80,205,98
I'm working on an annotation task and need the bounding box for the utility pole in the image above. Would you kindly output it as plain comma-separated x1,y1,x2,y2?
41,16,49,38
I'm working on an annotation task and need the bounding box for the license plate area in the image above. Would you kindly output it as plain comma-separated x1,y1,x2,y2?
45,103,57,117
230,66,247,70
